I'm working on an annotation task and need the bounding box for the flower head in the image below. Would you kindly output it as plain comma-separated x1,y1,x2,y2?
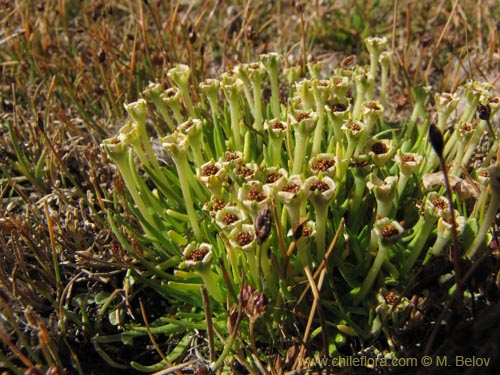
287,219,316,240
124,99,147,125
262,167,288,192
118,121,141,146
455,122,476,144
215,204,245,230
367,174,398,217
277,175,305,205
364,36,388,58
199,78,221,101
437,210,466,239
238,181,271,219
232,162,258,184
178,118,203,138
342,120,366,139
162,86,182,105
290,110,318,135
304,175,336,205
197,160,226,195
264,118,288,139
368,139,394,167
218,149,243,168
229,223,256,252
259,52,282,74
294,79,314,110
311,79,332,104
394,150,423,176
247,62,266,81
221,74,244,101
183,242,213,271
379,51,392,67
285,65,302,84
102,136,129,163
309,154,336,177
330,76,350,99
374,217,405,246
168,64,191,87
361,101,384,126
161,131,190,158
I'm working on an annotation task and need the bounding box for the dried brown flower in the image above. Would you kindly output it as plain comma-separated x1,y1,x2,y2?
255,206,272,244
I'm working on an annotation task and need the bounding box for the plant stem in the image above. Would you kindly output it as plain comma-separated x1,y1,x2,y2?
465,190,500,259
313,202,328,261
228,97,242,150
197,269,224,303
171,155,202,241
348,173,367,228
292,132,309,174
354,243,390,305
403,215,437,273
210,310,242,371
253,78,263,149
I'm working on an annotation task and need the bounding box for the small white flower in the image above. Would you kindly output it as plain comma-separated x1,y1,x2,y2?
178,118,202,137
394,150,423,176
361,101,384,125
263,118,287,139
364,36,388,57
167,64,191,86
197,160,226,195
183,242,213,270
124,99,147,125
238,181,271,219
368,139,394,167
277,175,305,205
118,121,141,146
162,86,181,101
290,110,318,134
218,150,243,168
229,223,256,252
373,217,405,245
161,131,190,158
262,167,288,193
309,154,336,177
304,175,336,205
367,175,398,200
215,204,246,230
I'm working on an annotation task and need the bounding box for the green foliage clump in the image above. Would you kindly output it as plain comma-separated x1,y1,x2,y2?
103,36,500,372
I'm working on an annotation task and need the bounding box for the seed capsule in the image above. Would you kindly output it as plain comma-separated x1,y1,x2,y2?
254,206,272,245
477,103,491,121
428,124,444,157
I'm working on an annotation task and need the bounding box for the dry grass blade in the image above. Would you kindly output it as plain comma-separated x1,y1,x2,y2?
293,266,326,370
